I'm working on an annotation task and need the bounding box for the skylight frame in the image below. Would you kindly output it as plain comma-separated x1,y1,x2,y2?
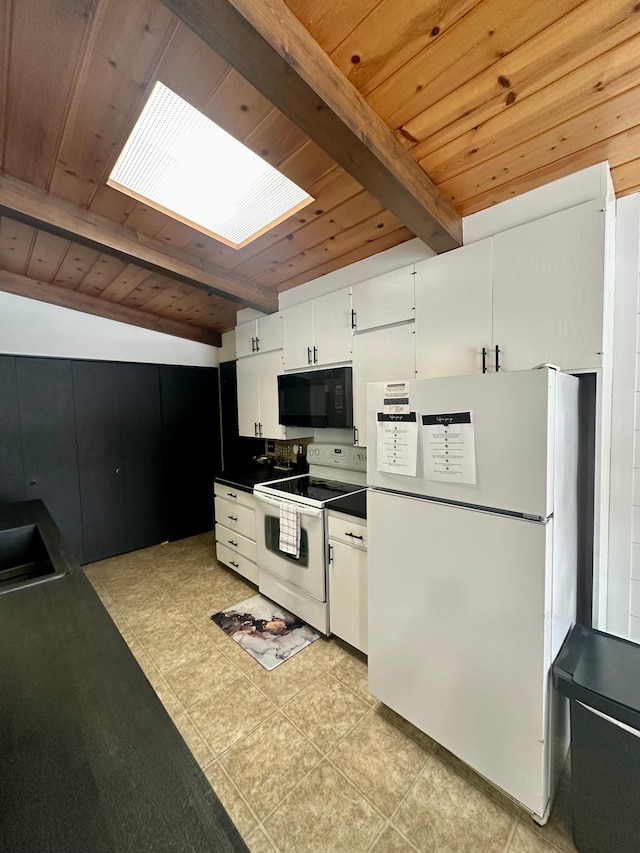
107,81,314,250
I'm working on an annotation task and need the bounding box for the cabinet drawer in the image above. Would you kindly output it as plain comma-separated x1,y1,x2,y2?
215,523,257,563
214,497,255,540
214,483,255,510
327,514,367,550
216,542,258,584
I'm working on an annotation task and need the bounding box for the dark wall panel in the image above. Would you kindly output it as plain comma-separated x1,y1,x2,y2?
0,356,26,505
16,358,83,562
73,361,127,563
160,366,220,541
119,363,166,552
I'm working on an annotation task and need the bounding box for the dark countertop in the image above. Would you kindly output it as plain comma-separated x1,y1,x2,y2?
217,465,302,493
0,500,247,853
326,489,367,520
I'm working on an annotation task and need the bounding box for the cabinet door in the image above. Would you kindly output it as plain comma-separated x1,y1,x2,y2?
119,363,166,552
351,265,414,331
329,539,368,653
256,349,286,440
415,239,493,378
16,358,84,562
352,324,415,447
256,312,282,354
282,302,314,370
73,361,127,563
0,356,26,505
235,319,258,358
236,357,261,438
312,288,352,365
492,199,606,372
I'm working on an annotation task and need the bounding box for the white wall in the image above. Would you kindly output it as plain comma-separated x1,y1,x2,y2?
0,292,219,367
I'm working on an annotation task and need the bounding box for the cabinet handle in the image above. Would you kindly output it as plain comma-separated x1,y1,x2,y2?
227,515,238,522
482,347,487,374
313,346,318,363
495,344,501,372
351,309,357,329
254,422,259,436
328,544,333,564
251,336,256,352
230,560,239,568
226,492,238,499
353,426,359,446
228,539,238,547
307,346,312,364
259,423,263,437
345,532,364,540
255,337,260,351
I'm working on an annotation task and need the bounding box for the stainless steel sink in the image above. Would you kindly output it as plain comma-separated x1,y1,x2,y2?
0,524,69,595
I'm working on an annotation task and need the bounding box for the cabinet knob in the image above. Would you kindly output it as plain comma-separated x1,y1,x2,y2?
30,479,37,486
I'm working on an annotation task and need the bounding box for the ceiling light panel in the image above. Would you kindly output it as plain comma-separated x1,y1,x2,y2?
109,81,313,248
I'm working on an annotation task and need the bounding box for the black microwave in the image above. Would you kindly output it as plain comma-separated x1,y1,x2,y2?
278,367,353,429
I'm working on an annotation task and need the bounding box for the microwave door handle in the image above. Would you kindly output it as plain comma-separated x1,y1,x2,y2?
254,492,324,518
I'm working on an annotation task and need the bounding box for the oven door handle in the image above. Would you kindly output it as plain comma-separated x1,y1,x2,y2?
253,491,324,518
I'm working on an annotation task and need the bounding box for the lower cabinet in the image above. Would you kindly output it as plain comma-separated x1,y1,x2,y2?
328,511,368,653
214,483,258,584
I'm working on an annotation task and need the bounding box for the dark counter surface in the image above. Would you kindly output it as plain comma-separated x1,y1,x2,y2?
0,500,247,853
326,489,367,520
216,465,301,493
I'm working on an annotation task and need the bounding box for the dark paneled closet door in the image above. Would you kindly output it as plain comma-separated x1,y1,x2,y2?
16,358,84,562
160,366,220,541
119,363,166,552
73,361,127,563
0,356,26,504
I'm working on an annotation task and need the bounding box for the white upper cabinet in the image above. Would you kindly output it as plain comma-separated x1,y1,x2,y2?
351,265,415,331
415,239,493,378
235,312,282,358
352,322,416,447
282,289,352,370
492,199,607,372
415,198,609,377
236,350,286,439
282,301,314,370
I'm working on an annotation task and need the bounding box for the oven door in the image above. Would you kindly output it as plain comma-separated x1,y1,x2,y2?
254,492,326,601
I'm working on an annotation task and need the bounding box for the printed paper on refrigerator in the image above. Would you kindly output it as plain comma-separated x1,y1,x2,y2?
376,412,418,476
422,411,476,484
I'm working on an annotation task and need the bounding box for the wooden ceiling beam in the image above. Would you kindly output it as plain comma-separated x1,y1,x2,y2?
160,0,462,254
0,269,222,346
0,174,277,312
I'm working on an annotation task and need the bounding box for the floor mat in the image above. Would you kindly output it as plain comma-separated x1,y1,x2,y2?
211,593,320,670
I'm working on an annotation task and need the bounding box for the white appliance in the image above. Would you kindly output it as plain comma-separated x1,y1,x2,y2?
254,443,366,634
366,368,578,823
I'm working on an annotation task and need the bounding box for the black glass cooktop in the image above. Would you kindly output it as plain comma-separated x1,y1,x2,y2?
263,476,364,504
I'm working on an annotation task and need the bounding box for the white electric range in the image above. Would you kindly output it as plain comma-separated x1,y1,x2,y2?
253,443,366,634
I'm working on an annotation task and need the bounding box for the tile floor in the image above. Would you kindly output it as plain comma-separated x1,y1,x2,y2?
85,533,578,853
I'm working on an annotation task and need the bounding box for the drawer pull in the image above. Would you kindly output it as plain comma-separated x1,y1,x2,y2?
230,560,239,568
227,492,238,499
227,515,238,522
228,539,238,547
345,532,364,540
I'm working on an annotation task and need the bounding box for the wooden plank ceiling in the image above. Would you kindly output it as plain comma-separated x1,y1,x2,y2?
1,0,640,343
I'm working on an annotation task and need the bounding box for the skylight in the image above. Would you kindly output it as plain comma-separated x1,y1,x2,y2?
108,81,313,249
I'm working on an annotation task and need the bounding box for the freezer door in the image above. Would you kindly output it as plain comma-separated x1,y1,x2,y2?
368,490,554,817
367,368,578,519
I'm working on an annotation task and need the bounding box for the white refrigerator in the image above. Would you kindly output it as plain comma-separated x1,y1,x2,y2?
366,368,579,823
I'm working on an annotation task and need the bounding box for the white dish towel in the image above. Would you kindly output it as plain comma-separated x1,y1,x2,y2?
279,501,301,558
